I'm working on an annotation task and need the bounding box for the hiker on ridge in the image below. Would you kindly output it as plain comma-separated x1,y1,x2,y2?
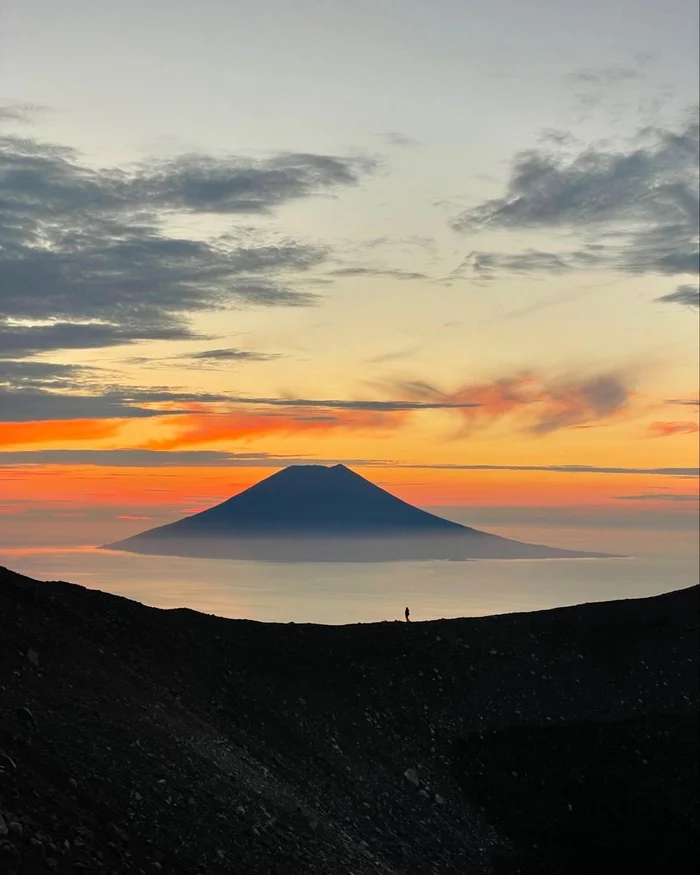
405,606,410,622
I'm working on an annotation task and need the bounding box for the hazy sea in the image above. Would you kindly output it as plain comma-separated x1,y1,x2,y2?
2,521,697,624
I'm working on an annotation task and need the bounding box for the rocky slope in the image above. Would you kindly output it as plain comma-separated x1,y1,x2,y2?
1,565,697,874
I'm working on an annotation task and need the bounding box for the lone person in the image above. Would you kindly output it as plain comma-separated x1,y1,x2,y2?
404,606,411,623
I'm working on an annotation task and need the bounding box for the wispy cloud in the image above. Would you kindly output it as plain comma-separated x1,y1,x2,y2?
0,451,697,479
185,348,278,363
565,61,647,115
0,450,384,468
615,493,698,502
648,420,700,437
0,102,44,123
364,344,428,365
142,409,412,449
400,464,699,477
666,398,700,407
327,267,428,281
385,369,633,434
0,353,483,423
567,64,644,89
376,131,419,148
219,396,479,412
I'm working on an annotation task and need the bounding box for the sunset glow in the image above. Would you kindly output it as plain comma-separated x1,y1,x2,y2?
0,0,697,548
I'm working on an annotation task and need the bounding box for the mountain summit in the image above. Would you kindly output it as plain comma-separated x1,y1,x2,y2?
105,464,611,561
143,464,468,535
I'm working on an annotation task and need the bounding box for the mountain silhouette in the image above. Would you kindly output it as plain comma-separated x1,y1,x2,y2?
105,464,613,561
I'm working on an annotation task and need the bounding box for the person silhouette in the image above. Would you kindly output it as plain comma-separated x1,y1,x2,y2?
404,606,410,622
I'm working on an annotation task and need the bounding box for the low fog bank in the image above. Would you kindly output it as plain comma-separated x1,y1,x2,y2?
105,531,612,562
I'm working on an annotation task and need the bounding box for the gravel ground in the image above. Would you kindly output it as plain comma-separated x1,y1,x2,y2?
1,564,697,874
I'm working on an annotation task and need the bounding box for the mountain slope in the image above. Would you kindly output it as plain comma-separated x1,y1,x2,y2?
1,565,697,874
105,465,610,561
119,465,469,535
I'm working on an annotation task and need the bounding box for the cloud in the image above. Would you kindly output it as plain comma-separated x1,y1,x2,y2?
0,353,482,423
567,64,644,89
0,391,208,423
0,360,235,421
448,248,598,282
221,396,479,411
364,344,427,365
655,284,700,308
138,152,376,214
0,451,697,478
400,464,699,477
386,370,632,434
666,398,700,407
377,131,419,148
0,103,44,124
565,63,646,114
327,267,428,280
123,347,280,369
0,360,172,422
0,393,476,451
0,120,376,356
142,409,412,449
135,392,485,450
451,245,599,279
450,114,699,286
0,320,198,358
0,450,385,468
615,493,699,502
648,420,700,437
0,449,254,466
0,359,87,387
186,348,278,363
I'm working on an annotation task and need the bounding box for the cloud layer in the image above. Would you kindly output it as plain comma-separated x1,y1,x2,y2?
0,352,485,424
615,493,699,502
0,451,697,479
401,463,699,477
451,114,699,291
0,115,375,357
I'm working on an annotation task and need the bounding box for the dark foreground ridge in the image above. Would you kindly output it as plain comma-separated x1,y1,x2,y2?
1,566,697,874
105,464,611,561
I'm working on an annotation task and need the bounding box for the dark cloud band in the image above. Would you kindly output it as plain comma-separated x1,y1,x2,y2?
0,120,375,357
0,450,697,478
450,114,699,292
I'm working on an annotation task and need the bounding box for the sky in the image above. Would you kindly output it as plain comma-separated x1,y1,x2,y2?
0,0,698,547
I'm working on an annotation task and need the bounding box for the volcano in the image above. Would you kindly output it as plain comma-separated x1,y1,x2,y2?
105,464,611,561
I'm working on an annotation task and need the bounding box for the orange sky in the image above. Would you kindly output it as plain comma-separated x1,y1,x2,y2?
1,462,695,505
1,375,698,523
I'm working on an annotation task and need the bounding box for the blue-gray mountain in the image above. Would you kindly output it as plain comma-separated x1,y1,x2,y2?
105,464,613,561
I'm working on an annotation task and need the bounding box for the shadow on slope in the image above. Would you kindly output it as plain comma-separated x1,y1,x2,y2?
455,713,699,873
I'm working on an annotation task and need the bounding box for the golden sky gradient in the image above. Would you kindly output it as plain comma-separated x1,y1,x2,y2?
1,0,698,544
